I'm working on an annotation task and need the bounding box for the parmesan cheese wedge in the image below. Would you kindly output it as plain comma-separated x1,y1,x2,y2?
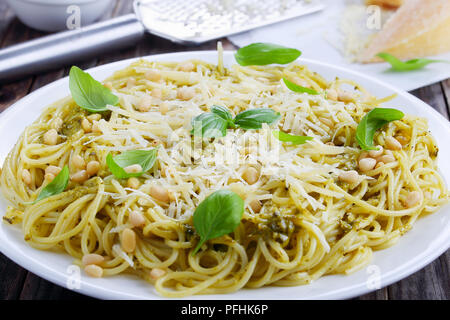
359,0,450,63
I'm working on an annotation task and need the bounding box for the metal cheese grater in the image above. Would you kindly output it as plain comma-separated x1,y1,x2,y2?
0,0,323,82
135,0,324,43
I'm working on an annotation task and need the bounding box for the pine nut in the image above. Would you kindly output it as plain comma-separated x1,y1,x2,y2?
339,170,359,184
129,211,145,227
150,268,167,280
159,102,169,115
45,165,61,176
44,173,55,182
91,121,101,133
249,199,262,213
43,129,58,145
21,169,32,185
81,118,92,133
71,170,88,183
177,87,195,101
242,167,259,185
84,264,103,278
121,228,136,253
369,146,383,158
358,151,369,162
137,96,152,112
51,118,63,130
379,154,395,163
358,158,376,172
124,164,143,174
404,191,422,208
149,185,169,203
86,161,100,176
82,253,104,266
385,136,402,151
127,177,140,189
326,89,338,101
338,90,354,102
72,155,86,169
145,69,161,82
87,114,101,121
178,61,195,72
151,88,163,99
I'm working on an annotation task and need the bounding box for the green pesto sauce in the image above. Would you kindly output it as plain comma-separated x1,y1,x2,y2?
61,106,86,137
256,212,296,247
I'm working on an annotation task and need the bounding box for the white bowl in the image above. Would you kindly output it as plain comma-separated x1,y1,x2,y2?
6,0,114,32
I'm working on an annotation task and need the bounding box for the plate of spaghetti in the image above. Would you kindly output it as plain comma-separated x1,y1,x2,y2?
0,44,449,300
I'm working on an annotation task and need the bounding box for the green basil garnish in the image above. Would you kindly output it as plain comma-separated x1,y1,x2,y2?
283,78,319,95
33,165,69,203
211,105,234,124
356,108,404,150
69,66,119,112
377,53,449,72
191,112,229,138
233,108,281,130
235,43,301,66
272,130,313,145
192,106,280,138
106,149,158,179
192,190,244,255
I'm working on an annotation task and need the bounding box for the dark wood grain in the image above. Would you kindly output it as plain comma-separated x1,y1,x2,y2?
411,83,450,120
0,0,448,300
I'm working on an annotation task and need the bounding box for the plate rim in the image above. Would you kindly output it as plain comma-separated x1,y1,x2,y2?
0,50,449,300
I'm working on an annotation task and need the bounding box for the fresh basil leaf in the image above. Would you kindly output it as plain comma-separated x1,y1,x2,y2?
234,108,281,129
211,105,233,122
377,53,449,71
356,108,404,150
211,105,236,128
191,112,229,138
69,66,119,112
192,190,244,255
272,130,313,145
235,43,301,66
283,78,319,95
33,165,69,203
106,149,158,179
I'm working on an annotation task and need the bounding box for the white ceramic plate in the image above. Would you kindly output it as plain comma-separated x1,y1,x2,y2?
0,51,449,300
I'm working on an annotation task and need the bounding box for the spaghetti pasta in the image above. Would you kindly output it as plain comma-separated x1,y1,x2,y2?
1,48,448,297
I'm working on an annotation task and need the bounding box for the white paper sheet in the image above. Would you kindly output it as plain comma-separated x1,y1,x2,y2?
228,0,450,91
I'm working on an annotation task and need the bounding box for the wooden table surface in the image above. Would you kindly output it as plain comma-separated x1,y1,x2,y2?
0,0,448,300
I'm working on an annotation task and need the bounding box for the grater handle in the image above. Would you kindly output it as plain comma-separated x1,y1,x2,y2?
0,14,145,83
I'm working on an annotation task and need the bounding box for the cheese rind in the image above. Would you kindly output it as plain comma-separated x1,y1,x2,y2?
366,0,403,9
